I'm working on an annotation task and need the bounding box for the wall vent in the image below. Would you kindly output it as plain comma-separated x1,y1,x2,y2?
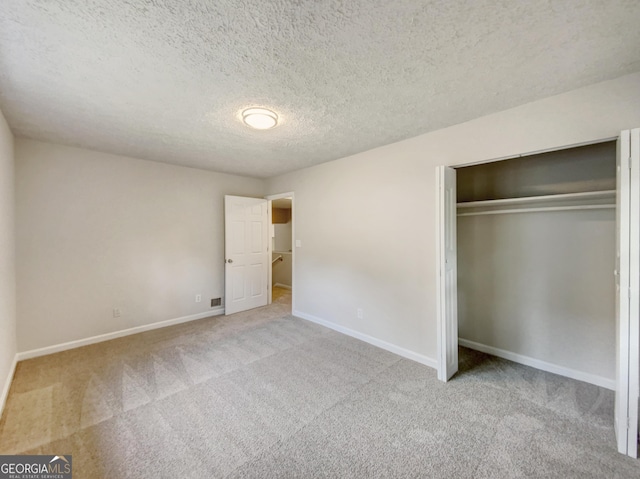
211,298,222,307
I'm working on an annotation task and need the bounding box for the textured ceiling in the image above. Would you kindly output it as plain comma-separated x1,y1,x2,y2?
1,1,639,178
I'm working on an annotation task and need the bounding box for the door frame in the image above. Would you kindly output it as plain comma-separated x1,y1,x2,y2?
265,191,295,311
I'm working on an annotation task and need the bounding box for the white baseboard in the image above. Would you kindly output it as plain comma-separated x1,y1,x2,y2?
458,338,615,391
17,307,225,361
274,283,292,290
293,310,438,369
1,354,18,417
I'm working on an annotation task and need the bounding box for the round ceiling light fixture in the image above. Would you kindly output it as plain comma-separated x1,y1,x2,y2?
242,107,278,130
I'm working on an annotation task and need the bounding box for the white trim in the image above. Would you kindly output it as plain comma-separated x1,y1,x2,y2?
626,127,640,457
616,129,633,455
265,192,295,200
1,354,18,416
294,310,438,369
458,338,615,390
273,283,292,290
17,308,225,361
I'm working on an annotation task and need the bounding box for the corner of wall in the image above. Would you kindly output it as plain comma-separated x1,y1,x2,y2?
0,355,18,416
0,106,17,417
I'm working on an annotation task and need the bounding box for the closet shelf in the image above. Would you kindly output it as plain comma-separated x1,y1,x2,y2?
456,190,615,209
456,190,615,217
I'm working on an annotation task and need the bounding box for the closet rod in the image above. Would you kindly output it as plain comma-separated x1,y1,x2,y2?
457,190,616,208
457,204,615,217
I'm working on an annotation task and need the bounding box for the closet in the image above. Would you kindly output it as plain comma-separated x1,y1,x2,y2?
437,129,640,458
455,141,617,384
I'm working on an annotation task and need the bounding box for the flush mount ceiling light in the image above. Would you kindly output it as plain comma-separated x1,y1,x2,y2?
242,107,278,130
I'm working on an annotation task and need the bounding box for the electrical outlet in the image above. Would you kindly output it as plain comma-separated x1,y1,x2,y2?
195,294,202,303
113,308,121,318
357,308,363,319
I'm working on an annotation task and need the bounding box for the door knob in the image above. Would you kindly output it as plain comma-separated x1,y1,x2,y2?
227,259,233,263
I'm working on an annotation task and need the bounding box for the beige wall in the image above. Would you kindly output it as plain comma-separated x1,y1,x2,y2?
458,210,615,379
0,107,16,409
274,223,292,252
272,252,292,288
16,140,264,351
266,72,640,372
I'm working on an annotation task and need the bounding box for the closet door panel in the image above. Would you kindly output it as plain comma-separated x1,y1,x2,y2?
436,166,458,382
626,128,639,458
614,129,637,457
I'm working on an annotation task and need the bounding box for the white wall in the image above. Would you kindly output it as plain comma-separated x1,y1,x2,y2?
16,139,264,352
273,220,293,287
272,252,292,288
458,210,615,379
274,223,292,252
0,107,16,411
266,72,640,371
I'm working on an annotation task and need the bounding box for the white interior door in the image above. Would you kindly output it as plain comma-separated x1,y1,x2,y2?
224,195,269,315
436,166,458,382
615,129,639,457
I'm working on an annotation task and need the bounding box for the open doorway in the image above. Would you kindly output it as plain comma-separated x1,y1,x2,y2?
266,192,294,313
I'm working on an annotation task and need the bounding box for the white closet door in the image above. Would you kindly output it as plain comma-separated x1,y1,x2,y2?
628,128,639,457
615,129,639,457
436,166,458,381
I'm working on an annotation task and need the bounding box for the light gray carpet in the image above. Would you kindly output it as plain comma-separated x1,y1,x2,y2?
1,300,639,477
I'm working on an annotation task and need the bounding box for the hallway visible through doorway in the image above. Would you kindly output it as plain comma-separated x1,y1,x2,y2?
272,285,292,313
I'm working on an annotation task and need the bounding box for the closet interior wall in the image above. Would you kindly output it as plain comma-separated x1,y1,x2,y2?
457,142,617,383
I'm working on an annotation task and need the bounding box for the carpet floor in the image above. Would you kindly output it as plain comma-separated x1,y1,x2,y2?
1,287,639,478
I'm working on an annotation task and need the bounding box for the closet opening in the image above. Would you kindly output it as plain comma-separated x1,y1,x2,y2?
455,141,617,386
437,129,640,457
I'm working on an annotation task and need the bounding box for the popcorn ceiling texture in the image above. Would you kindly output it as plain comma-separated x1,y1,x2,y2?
0,0,639,178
